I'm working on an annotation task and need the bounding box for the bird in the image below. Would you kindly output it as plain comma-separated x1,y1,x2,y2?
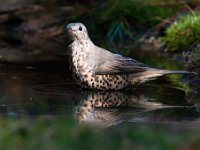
64,22,193,90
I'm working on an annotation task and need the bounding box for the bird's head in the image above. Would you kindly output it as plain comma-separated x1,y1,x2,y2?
64,23,89,43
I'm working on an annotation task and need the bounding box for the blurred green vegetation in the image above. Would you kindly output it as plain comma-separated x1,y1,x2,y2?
73,0,181,46
98,0,176,27
163,12,200,52
0,116,200,150
100,0,177,43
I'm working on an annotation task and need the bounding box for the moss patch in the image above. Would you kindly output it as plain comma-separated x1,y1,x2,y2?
163,12,200,52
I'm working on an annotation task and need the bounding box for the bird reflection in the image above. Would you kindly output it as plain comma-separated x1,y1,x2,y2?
75,90,169,126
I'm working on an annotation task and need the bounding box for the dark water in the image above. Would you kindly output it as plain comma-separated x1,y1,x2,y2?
0,50,199,128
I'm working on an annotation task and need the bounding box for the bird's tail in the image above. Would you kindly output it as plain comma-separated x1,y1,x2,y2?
129,69,196,85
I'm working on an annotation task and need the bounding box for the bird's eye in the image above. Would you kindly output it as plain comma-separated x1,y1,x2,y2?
79,26,82,31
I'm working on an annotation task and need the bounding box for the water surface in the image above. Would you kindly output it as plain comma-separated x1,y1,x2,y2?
0,50,199,129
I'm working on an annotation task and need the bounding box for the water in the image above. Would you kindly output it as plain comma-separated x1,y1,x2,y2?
0,50,199,129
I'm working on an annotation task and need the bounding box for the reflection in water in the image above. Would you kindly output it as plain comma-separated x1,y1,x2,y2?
75,91,163,126
75,90,198,127
0,64,199,128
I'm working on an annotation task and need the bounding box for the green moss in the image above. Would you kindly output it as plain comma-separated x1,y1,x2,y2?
163,12,200,51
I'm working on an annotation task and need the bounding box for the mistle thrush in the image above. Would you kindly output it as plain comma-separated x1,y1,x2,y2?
64,22,191,90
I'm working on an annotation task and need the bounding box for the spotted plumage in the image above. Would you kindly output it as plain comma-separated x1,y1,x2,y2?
64,22,192,90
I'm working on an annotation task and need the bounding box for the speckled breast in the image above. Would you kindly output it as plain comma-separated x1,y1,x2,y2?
71,58,130,90
68,43,130,90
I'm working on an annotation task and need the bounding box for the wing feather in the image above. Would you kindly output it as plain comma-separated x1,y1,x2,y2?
89,46,149,75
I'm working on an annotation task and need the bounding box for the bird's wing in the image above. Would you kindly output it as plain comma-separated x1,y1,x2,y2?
90,46,149,75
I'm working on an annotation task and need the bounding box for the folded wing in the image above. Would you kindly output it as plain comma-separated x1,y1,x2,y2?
92,47,149,75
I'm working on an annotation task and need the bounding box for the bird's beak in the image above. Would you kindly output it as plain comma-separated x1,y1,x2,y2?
64,24,69,31
64,25,74,36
